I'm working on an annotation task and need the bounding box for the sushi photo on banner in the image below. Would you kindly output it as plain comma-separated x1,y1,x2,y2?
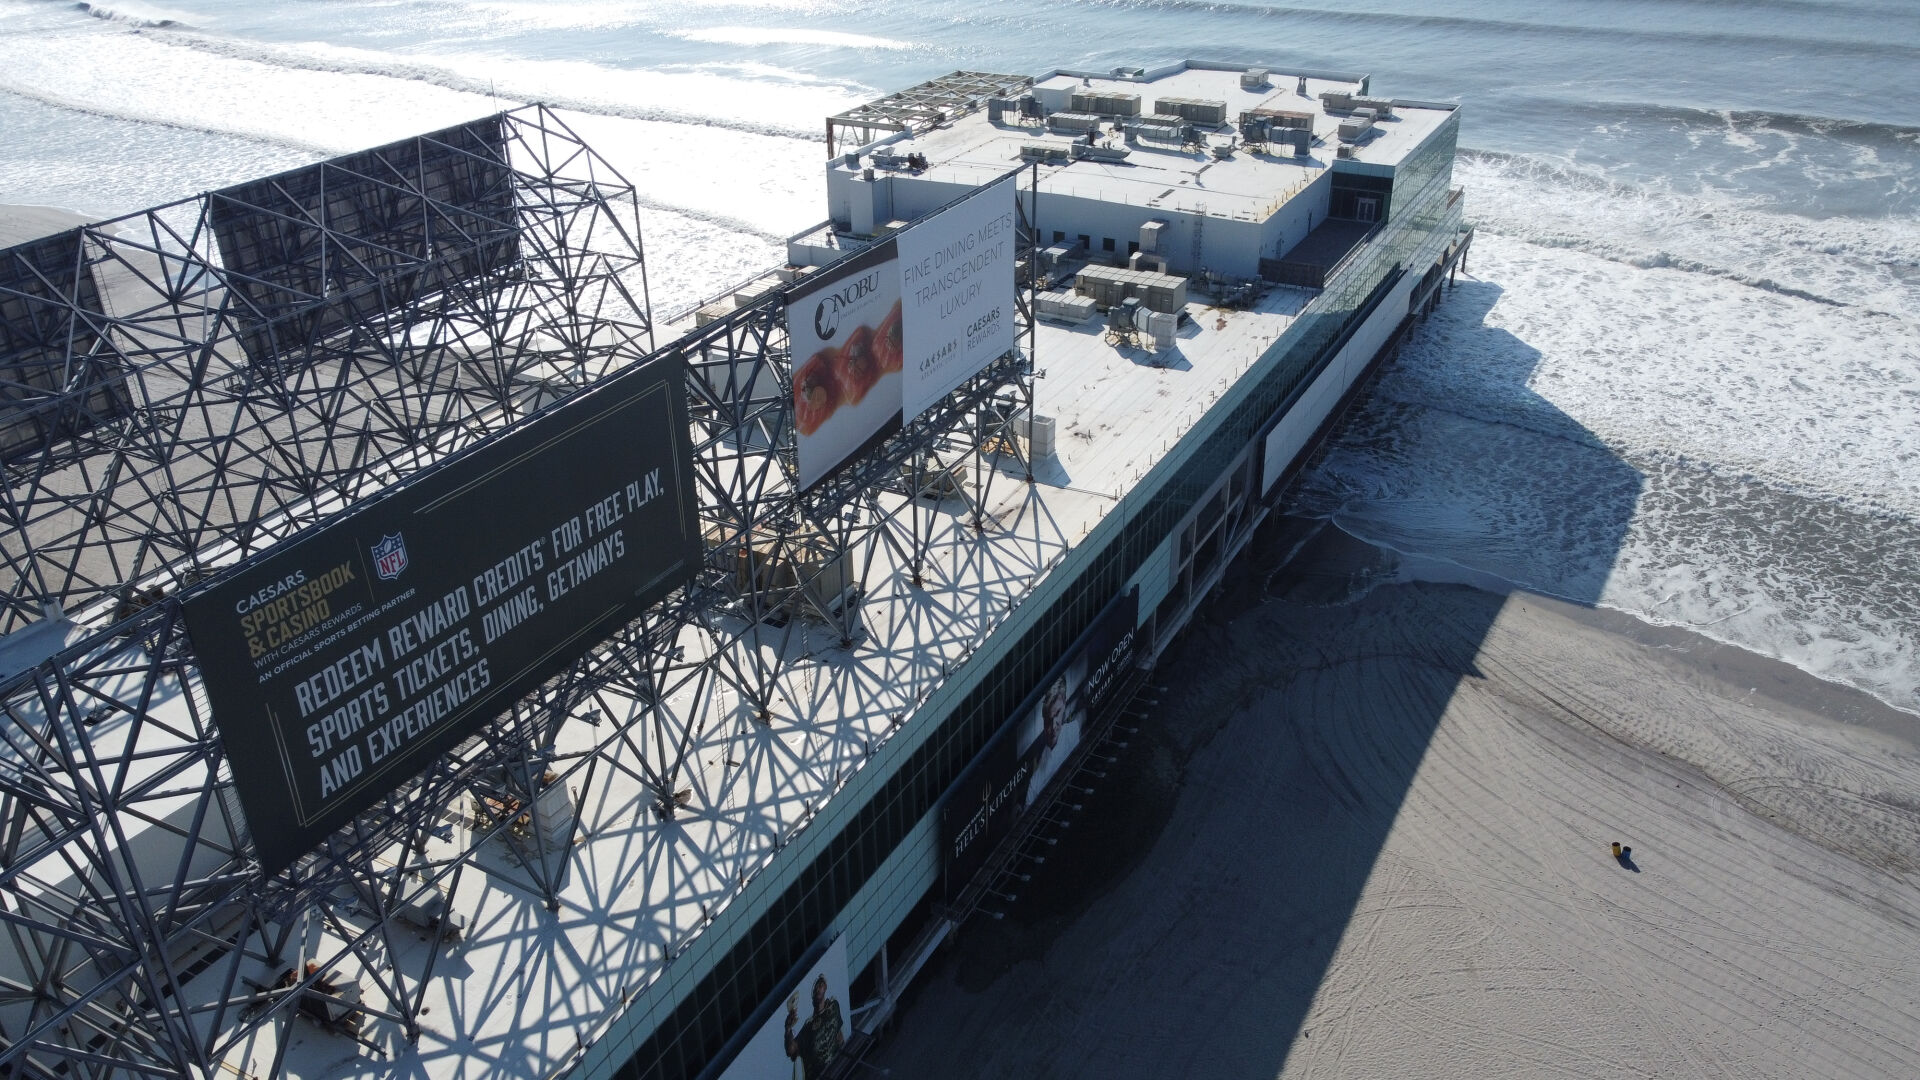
787,239,904,490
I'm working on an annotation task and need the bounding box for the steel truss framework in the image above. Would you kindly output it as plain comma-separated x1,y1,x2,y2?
1,110,1040,1080
825,70,1034,157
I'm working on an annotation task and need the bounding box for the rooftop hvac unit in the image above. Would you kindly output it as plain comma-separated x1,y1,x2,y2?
1076,264,1190,313
1035,293,1098,324
902,455,969,499
1129,250,1169,274
1154,97,1228,126
394,874,470,941
1047,111,1103,133
709,524,851,622
511,361,583,414
532,777,576,848
1019,144,1071,164
1337,115,1374,142
1071,142,1132,163
1243,107,1314,130
1042,239,1086,267
1020,94,1044,119
1143,310,1178,351
1354,96,1396,118
1320,90,1356,113
1138,219,1167,254
1016,409,1057,458
1124,118,1194,146
1240,68,1270,90
1069,90,1142,117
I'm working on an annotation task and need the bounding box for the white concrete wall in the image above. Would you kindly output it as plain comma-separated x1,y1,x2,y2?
1260,265,1419,496
1261,171,1333,264
1032,194,1275,278
838,813,940,975
1129,533,1177,620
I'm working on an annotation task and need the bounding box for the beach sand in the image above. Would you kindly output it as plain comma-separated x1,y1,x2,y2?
0,204,99,248
873,518,1920,1078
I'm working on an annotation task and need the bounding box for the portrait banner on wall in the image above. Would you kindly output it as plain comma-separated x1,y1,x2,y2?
717,936,852,1080
1015,586,1139,807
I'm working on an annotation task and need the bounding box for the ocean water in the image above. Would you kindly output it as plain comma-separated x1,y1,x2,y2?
1,0,1915,715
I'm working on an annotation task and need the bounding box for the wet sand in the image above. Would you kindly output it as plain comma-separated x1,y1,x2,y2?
873,518,1920,1079
0,204,98,248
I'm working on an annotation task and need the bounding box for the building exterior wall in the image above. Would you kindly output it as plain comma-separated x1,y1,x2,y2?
574,126,1463,1080
1261,171,1333,265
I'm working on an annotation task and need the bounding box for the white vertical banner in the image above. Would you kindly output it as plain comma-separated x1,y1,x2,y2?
896,175,1019,420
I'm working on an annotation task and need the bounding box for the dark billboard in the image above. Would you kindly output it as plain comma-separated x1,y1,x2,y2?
0,228,133,463
940,587,1140,896
210,115,519,367
183,354,699,873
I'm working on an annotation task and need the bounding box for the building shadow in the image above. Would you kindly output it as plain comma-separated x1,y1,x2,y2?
874,272,1647,1079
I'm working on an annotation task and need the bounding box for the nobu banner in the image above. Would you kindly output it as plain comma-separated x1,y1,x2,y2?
787,172,1018,490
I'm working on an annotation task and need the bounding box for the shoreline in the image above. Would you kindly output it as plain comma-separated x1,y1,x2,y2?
873,514,1920,1078
1299,516,1920,746
0,203,106,248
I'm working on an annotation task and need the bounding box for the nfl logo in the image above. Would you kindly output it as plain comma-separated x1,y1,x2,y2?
372,533,408,581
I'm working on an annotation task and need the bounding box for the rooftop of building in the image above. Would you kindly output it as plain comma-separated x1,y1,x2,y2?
834,61,1456,225
19,260,1318,1080
1,66,1463,1080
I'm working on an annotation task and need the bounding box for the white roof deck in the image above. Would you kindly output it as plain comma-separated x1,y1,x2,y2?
0,279,1310,1076
3,63,1376,1080
846,65,1453,222
173,271,1312,1078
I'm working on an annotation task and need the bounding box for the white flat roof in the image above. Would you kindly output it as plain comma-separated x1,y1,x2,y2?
846,65,1454,223
179,265,1319,1080
6,62,1436,1080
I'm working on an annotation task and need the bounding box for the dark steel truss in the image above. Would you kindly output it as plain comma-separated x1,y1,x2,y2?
0,105,653,637
824,70,1034,157
0,119,1040,1080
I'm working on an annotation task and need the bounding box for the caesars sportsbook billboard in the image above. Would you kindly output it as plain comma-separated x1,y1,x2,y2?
940,587,1139,896
182,355,700,874
789,174,1017,490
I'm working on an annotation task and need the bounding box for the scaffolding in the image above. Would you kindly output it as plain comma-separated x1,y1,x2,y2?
825,71,1034,157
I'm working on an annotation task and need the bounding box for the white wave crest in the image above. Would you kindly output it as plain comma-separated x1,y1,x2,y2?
669,27,920,51
1457,151,1920,321
70,1,194,29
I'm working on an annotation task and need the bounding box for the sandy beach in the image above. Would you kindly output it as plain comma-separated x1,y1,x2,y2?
0,204,98,248
873,518,1920,1078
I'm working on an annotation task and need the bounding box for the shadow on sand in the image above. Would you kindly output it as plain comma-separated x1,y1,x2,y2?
880,275,1646,1078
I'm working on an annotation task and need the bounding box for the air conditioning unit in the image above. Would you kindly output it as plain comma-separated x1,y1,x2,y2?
1016,410,1057,458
